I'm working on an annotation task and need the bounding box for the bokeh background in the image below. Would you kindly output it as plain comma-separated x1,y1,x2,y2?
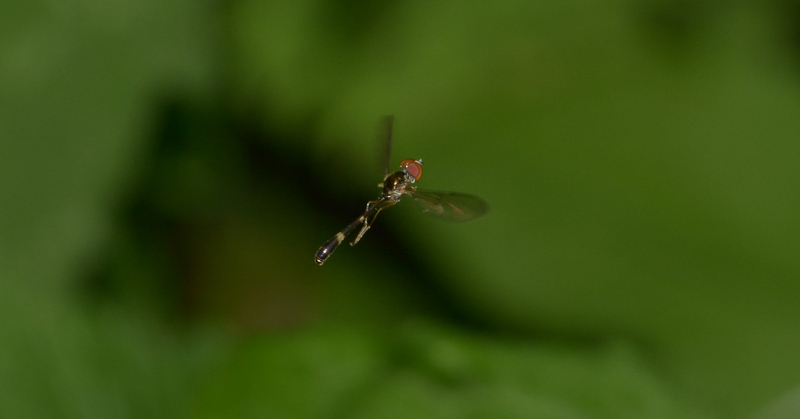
3,0,800,418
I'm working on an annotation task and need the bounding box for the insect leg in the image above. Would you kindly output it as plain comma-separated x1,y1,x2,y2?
351,199,395,245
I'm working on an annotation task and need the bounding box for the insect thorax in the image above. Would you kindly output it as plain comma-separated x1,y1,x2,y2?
382,171,411,200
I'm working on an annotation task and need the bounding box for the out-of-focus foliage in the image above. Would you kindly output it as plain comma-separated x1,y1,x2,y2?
0,0,223,417
194,321,706,419
2,0,800,418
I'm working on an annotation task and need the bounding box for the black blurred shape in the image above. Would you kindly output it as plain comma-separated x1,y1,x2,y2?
79,94,604,345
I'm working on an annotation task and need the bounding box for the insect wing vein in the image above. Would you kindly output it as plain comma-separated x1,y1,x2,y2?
378,115,394,176
408,189,488,221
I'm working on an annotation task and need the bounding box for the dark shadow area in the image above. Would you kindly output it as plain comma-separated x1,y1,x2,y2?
633,0,713,59
779,0,800,69
79,92,607,348
322,0,400,42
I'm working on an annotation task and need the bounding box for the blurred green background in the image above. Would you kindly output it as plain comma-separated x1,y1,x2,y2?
3,0,800,418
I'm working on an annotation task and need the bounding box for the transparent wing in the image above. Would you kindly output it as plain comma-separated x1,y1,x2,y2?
407,189,489,221
378,115,394,176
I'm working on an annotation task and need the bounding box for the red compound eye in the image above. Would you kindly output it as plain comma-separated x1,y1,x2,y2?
400,159,423,182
